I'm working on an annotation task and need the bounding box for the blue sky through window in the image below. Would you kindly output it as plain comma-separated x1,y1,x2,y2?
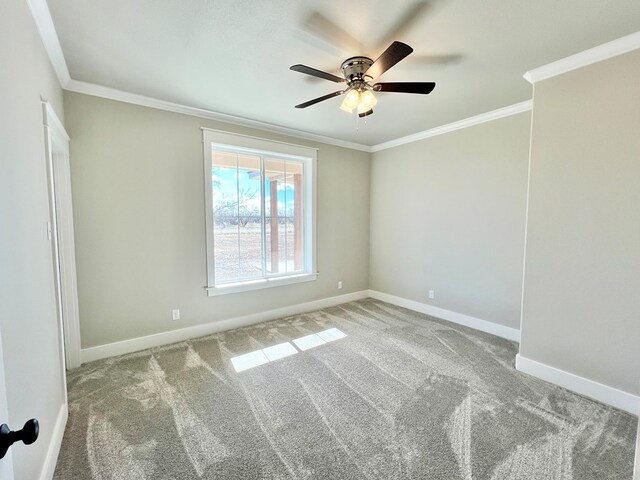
212,166,296,216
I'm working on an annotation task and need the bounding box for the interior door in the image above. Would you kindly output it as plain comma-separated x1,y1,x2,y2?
51,150,81,370
0,329,15,480
43,102,81,371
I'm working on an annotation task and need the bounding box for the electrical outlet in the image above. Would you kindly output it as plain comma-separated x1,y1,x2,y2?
428,290,435,299
172,309,180,320
337,281,343,289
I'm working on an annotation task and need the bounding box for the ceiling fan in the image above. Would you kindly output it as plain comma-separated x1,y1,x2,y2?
290,41,436,117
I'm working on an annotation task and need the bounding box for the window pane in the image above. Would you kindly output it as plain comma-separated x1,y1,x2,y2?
284,174,295,272
238,216,262,278
265,158,284,274
212,150,262,283
264,158,303,274
204,131,316,295
213,221,239,283
286,161,304,272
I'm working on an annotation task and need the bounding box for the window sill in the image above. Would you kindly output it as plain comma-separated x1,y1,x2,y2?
205,272,317,296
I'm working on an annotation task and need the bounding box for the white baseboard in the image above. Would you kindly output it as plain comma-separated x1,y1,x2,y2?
516,354,639,416
39,403,68,480
368,290,521,342
81,290,369,364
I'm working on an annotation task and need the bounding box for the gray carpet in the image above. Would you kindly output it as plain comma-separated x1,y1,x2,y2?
54,299,637,479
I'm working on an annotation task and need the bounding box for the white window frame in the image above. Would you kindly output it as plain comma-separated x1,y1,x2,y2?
202,128,317,296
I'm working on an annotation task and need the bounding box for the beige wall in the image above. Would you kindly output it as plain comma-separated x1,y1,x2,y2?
520,50,640,395
0,1,67,479
64,92,370,349
370,113,531,329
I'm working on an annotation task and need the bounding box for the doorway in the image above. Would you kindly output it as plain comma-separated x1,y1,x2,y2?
43,101,82,370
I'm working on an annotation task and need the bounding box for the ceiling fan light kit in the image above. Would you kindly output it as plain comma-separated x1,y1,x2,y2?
340,88,361,113
339,88,378,114
291,41,436,118
358,90,377,111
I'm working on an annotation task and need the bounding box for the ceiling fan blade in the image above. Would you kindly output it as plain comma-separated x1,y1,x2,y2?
373,82,436,94
303,11,364,54
290,64,345,83
358,109,374,118
375,1,432,50
295,90,345,109
365,41,414,80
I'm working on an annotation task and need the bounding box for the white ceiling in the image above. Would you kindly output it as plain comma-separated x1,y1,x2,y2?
47,0,640,146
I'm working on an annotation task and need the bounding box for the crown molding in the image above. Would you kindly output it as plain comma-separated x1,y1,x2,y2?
25,0,372,152
26,0,529,154
524,31,640,84
67,79,533,154
24,0,640,154
26,0,71,87
65,80,373,152
370,100,532,152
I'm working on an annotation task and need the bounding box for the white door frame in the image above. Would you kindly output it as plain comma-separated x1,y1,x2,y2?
0,329,15,480
42,101,82,370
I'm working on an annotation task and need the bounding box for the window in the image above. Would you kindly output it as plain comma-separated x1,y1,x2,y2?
202,129,317,295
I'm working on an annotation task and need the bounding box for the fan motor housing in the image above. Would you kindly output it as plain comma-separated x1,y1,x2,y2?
341,56,374,86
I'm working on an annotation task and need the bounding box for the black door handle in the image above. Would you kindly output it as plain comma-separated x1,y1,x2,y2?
0,419,39,459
